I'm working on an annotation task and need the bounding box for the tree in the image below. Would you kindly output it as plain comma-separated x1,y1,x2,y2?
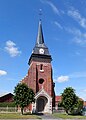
14,83,35,115
71,99,83,115
61,87,78,114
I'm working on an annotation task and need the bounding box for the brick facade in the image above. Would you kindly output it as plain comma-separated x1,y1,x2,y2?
27,61,53,96
21,59,55,113
21,20,55,113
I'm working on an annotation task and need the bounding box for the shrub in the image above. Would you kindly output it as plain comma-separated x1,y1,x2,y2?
0,102,15,107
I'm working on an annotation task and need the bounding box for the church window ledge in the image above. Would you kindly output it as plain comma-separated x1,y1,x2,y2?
40,69,44,72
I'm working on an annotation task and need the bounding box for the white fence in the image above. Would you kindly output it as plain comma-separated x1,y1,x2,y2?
53,107,65,113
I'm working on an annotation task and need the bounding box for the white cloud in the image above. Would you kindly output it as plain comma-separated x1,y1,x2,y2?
65,27,81,36
5,40,21,57
0,70,7,76
56,75,69,83
47,1,59,15
68,7,86,28
55,71,86,83
83,89,86,92
65,27,86,46
54,21,63,29
40,0,59,15
73,37,86,45
75,51,81,56
69,71,86,78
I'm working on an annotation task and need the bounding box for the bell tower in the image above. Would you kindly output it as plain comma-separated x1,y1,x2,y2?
22,20,55,113
29,20,52,65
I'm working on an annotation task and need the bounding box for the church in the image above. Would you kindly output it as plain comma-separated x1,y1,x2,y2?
21,20,55,114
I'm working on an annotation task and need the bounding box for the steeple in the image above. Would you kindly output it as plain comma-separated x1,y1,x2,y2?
35,9,45,46
36,20,45,46
35,20,47,48
32,20,50,55
28,20,52,65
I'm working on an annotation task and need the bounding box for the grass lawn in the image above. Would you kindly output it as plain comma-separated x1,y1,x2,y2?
0,113,41,119
52,113,86,119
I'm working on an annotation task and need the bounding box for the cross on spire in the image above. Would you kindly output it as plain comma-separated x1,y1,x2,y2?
39,9,42,21
28,14,52,65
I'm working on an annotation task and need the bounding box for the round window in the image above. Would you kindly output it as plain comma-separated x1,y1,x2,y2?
39,79,44,84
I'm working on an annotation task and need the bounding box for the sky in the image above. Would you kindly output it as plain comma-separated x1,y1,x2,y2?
0,0,86,101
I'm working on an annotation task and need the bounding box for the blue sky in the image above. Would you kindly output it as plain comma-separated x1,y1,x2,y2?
0,0,86,100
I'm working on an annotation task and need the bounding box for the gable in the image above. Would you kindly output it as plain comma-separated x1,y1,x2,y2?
35,88,52,100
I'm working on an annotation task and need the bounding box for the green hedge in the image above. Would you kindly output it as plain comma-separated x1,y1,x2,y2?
0,102,16,107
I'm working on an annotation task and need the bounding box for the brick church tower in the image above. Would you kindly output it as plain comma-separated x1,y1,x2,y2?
21,20,55,113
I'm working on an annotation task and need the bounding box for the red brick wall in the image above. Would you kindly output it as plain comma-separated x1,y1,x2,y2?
22,61,54,97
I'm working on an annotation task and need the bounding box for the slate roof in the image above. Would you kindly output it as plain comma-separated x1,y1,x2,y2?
32,20,50,55
29,20,52,65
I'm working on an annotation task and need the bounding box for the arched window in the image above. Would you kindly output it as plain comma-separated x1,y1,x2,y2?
40,64,43,70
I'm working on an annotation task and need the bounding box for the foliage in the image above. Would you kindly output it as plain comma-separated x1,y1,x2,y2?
61,87,79,114
0,102,15,107
82,107,86,116
13,83,35,114
58,102,63,107
71,99,83,115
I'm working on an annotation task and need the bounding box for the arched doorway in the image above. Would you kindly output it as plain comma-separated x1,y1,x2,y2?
36,96,48,112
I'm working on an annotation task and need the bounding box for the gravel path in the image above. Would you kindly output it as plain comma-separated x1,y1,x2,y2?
40,113,62,120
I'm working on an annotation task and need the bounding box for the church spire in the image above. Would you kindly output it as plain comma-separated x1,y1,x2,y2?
32,19,51,54
35,20,46,48
36,9,44,46
28,20,52,65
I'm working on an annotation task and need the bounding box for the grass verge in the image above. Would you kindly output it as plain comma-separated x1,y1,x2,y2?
52,113,86,119
0,113,41,119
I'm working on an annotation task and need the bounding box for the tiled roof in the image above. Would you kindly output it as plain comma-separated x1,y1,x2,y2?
55,96,62,102
84,101,86,106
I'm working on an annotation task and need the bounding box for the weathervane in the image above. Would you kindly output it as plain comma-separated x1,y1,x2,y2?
39,9,42,21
